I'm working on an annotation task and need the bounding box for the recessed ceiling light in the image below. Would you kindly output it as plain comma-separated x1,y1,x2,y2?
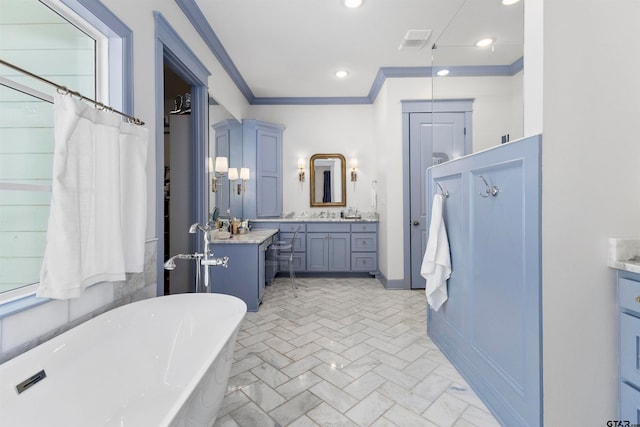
343,0,363,8
335,70,349,79
476,38,495,47
502,0,521,5
436,69,450,77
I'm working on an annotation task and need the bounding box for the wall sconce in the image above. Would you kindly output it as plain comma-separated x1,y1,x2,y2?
239,167,250,195
209,156,228,192
228,167,250,195
298,158,305,182
350,158,358,182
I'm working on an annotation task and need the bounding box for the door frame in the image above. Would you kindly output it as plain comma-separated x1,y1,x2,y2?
401,99,473,289
154,12,210,296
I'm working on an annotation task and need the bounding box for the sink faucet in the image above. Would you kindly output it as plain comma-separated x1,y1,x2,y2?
164,221,228,293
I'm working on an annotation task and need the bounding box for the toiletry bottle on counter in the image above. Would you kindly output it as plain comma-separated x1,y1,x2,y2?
232,219,239,235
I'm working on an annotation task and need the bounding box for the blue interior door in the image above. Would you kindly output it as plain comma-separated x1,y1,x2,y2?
409,112,467,289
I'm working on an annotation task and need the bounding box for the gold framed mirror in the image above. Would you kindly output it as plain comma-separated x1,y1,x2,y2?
310,153,346,207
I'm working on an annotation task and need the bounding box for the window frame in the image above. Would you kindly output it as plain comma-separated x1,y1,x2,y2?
0,0,133,309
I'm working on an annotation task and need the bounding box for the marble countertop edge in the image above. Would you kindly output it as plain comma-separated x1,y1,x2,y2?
209,229,278,244
608,238,640,273
249,217,379,223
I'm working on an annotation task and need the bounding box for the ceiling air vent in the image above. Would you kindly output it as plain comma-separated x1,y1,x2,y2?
399,29,432,50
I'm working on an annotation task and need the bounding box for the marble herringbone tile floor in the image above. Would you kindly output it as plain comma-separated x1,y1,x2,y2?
213,277,500,427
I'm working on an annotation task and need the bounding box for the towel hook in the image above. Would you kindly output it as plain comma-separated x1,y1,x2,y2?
436,182,449,198
478,175,499,198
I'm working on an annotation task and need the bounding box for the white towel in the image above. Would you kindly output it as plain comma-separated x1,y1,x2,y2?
421,194,451,311
370,181,377,209
119,123,148,272
37,93,148,299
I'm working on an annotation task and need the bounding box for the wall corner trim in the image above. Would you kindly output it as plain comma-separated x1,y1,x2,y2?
174,0,255,103
378,272,409,290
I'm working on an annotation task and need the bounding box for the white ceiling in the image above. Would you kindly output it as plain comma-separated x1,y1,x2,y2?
195,0,524,99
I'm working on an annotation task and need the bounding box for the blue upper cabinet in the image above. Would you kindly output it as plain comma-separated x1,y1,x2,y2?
212,119,284,219
242,120,285,218
212,120,235,215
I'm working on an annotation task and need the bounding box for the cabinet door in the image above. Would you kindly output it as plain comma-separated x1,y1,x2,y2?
620,313,640,386
256,128,282,217
258,242,266,302
351,253,377,272
351,233,376,252
328,233,350,271
620,382,640,422
307,233,328,271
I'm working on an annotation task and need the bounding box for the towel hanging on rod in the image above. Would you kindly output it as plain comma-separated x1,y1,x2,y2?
0,57,145,125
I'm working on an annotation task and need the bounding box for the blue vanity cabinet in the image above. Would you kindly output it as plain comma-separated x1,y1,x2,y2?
252,221,378,274
242,120,285,219
208,233,275,312
427,135,541,427
618,273,640,421
306,223,351,271
350,223,378,272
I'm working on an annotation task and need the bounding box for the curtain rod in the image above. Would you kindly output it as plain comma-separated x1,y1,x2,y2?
0,58,145,126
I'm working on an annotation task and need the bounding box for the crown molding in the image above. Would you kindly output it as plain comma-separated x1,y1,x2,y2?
176,0,523,106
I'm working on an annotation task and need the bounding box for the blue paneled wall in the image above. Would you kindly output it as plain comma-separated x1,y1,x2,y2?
427,135,541,427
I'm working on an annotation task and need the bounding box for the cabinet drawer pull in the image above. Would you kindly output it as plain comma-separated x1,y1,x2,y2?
636,296,640,303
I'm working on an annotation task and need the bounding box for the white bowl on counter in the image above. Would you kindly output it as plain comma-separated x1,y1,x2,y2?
214,230,231,240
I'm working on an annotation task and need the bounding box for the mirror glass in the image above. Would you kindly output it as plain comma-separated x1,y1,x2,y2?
310,153,346,207
208,99,237,217
432,0,524,153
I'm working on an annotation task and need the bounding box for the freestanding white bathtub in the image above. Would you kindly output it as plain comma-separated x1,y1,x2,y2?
0,293,246,427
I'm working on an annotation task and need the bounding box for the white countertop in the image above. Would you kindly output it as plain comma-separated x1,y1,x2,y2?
250,217,379,223
210,228,278,244
608,238,640,274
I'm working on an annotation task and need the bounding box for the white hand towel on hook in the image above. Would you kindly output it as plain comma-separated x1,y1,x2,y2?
421,194,451,311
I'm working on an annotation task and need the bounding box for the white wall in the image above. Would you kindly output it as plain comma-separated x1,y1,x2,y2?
539,0,640,424
374,78,430,281
434,74,524,151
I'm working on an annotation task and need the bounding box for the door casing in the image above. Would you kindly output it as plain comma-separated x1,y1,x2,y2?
154,12,210,296
401,100,473,290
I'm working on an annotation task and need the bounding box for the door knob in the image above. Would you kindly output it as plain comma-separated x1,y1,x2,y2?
412,221,420,226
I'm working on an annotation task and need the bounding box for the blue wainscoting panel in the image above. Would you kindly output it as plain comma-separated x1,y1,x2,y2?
427,135,541,427
470,160,527,392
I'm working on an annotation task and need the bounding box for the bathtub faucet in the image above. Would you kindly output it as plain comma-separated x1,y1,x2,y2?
188,222,229,293
163,253,196,271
